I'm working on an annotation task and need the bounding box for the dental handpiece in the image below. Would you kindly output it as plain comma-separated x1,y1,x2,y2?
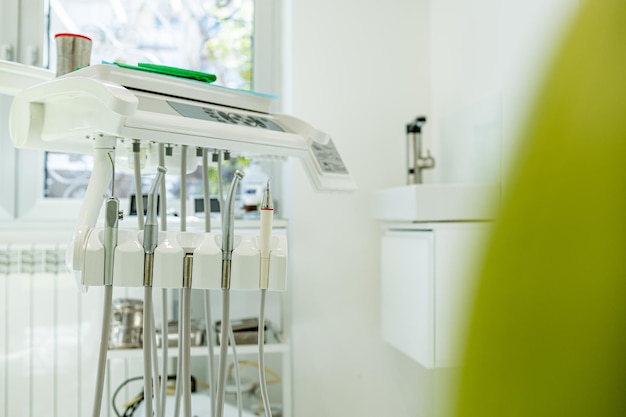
103,148,120,286
259,179,273,289
216,170,244,417
103,196,120,286
221,170,245,289
141,166,166,417
258,179,274,417
143,166,166,287
143,166,167,254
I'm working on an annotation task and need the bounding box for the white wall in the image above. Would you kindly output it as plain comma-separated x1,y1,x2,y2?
287,0,581,416
288,0,432,416
429,0,580,186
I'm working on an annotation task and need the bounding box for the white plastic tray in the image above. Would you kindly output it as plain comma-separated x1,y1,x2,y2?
63,64,276,113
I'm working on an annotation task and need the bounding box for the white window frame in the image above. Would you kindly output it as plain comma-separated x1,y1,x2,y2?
0,96,16,221
1,0,285,228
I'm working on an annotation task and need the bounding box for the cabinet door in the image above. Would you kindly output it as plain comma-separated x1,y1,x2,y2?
381,230,434,367
434,225,490,367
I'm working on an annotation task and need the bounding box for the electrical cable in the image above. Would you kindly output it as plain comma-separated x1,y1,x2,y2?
227,360,281,385
225,359,282,417
112,376,144,417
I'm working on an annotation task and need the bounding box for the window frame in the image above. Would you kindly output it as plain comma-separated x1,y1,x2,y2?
1,0,285,228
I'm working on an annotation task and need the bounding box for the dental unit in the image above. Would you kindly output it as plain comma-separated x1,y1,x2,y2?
8,62,355,417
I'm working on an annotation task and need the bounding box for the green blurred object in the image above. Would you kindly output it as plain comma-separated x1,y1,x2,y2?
456,1,626,417
112,62,217,83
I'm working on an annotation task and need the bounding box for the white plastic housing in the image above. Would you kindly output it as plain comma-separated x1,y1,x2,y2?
81,230,288,291
8,63,356,192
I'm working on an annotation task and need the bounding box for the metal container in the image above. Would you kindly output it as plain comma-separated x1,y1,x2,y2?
109,298,144,349
216,318,269,345
54,33,92,76
155,320,205,348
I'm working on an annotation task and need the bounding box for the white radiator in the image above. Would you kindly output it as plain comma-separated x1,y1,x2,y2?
0,243,283,417
0,244,144,417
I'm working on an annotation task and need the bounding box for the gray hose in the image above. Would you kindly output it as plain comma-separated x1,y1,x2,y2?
159,144,168,231
173,292,183,417
182,287,192,417
180,145,187,231
202,149,217,417
161,289,169,415
202,149,211,232
203,291,216,417
143,287,154,417
174,145,188,417
133,143,144,229
215,289,231,417
258,289,272,417
158,143,169,417
91,285,113,417
151,307,162,417
228,326,243,417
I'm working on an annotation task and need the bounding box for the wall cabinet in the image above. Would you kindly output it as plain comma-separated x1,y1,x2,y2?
381,222,490,368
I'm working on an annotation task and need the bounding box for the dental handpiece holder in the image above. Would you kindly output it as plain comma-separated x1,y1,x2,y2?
7,63,356,292
81,229,288,292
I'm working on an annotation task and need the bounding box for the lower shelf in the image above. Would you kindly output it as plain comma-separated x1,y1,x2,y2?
107,342,289,360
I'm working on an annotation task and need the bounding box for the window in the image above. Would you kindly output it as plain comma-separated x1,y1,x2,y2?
45,0,256,204
47,0,254,90
0,0,284,223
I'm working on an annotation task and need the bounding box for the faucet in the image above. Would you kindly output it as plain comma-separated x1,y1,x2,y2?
406,116,435,184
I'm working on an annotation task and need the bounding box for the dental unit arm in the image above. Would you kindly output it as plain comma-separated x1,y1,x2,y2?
8,64,355,287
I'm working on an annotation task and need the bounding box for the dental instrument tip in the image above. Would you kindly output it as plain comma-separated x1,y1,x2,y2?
234,169,245,180
157,165,167,174
262,178,273,210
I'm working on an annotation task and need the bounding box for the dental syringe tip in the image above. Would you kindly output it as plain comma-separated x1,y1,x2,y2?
261,178,273,210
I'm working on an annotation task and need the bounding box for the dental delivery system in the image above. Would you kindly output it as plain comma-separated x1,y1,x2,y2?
7,63,355,417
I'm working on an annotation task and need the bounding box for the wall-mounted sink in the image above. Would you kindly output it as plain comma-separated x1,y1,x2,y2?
372,183,499,222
